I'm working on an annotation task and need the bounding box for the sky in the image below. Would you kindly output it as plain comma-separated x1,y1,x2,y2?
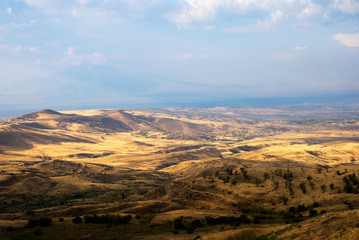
1,0,359,115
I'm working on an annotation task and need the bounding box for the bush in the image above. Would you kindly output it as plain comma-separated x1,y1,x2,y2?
6,226,14,232
280,196,288,205
186,225,194,233
312,202,320,208
297,204,306,212
24,218,52,228
72,216,82,224
205,215,249,226
39,218,52,227
309,209,318,217
174,218,185,230
190,219,203,229
84,214,132,225
34,227,42,236
299,182,307,194
26,210,34,216
25,220,38,228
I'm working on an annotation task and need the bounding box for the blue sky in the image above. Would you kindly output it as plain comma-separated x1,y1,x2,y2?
1,0,359,115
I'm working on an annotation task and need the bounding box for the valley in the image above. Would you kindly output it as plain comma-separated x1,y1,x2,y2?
1,107,359,239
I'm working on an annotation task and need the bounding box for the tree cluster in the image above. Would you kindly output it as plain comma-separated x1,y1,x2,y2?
84,214,132,225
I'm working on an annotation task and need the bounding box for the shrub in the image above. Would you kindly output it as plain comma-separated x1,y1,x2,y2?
299,182,307,194
240,168,249,179
186,225,194,233
309,209,318,217
24,218,52,228
191,219,203,229
6,226,14,232
204,215,249,226
321,184,327,193
34,227,42,236
312,202,320,208
25,219,38,228
84,214,131,225
174,218,185,230
72,216,82,224
26,210,34,216
280,196,288,205
263,173,270,180
297,204,306,212
39,218,52,227
273,180,279,190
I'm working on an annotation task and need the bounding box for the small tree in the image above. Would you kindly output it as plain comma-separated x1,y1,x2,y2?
309,181,315,190
299,182,307,194
280,196,288,205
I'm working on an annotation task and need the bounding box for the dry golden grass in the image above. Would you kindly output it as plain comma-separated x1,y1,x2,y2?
2,107,359,239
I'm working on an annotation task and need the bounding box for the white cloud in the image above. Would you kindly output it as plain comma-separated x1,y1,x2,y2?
298,0,321,18
294,46,307,50
163,53,208,60
204,25,217,30
24,0,159,18
271,10,284,23
0,44,23,54
27,47,40,53
168,0,222,28
24,0,58,12
169,0,323,28
0,44,41,54
221,19,274,33
333,0,359,14
78,0,90,5
333,33,359,47
7,8,12,14
62,47,106,66
180,53,192,60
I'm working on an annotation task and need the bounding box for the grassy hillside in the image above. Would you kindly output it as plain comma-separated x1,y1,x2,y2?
1,107,359,239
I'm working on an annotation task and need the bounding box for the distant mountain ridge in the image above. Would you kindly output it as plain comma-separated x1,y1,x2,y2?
0,109,212,150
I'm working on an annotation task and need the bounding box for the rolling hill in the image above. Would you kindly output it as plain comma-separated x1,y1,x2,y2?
1,107,359,239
